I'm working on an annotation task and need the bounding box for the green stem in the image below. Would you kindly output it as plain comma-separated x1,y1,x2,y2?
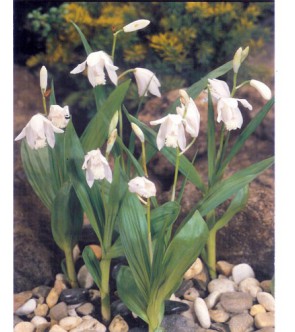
231,72,238,97
215,124,225,170
141,141,148,177
147,197,153,265
64,246,78,288
100,258,111,324
206,228,217,279
117,68,136,81
118,108,126,172
111,29,123,61
171,146,180,201
42,94,47,116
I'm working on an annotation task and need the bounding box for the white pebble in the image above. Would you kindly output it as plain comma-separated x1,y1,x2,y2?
184,258,203,280
257,292,275,311
194,297,211,329
14,321,35,332
204,290,221,309
31,315,48,326
15,299,37,316
208,278,237,294
70,318,106,332
232,263,255,284
59,316,83,330
49,325,67,332
183,287,200,301
239,277,262,297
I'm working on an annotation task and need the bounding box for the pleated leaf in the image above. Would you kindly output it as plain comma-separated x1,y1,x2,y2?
71,21,92,55
82,246,102,290
80,80,131,151
207,89,216,185
51,182,83,251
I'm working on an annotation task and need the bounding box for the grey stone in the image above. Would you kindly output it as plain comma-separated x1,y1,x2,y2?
257,292,275,311
49,302,68,321
254,312,275,328
13,314,23,327
161,314,198,332
32,286,51,299
208,278,237,294
220,292,253,313
77,265,94,289
60,288,89,305
228,313,254,332
15,298,37,316
232,264,255,284
109,315,129,332
76,302,94,316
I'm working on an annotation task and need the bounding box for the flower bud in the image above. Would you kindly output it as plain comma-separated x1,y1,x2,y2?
128,176,156,198
241,46,249,62
106,129,118,154
233,47,242,73
109,111,119,135
179,89,190,106
250,79,272,100
40,66,48,92
123,19,150,33
131,122,145,143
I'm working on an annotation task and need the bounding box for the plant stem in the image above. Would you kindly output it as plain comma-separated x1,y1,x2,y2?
206,228,217,279
100,258,111,324
42,94,47,116
118,108,126,172
147,197,153,265
64,246,78,288
231,72,238,97
111,29,122,61
171,146,180,201
141,141,148,177
117,68,136,81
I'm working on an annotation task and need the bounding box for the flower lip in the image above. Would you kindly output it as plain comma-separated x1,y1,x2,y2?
128,176,156,198
123,19,150,33
48,105,71,129
176,97,200,138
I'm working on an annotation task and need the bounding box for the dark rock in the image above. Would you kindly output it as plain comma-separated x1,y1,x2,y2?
164,300,190,315
59,288,89,305
210,322,230,332
32,286,51,299
161,314,198,332
129,328,148,332
111,300,131,317
175,279,194,298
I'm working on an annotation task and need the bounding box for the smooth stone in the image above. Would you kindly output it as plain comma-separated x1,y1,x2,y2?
14,291,33,312
228,313,254,332
216,261,234,277
13,314,23,327
204,291,221,309
164,300,190,315
161,314,197,332
77,265,94,289
256,328,274,332
257,292,275,311
46,288,60,308
54,278,67,295
76,302,94,316
194,270,210,290
60,288,89,305
254,312,275,328
175,279,194,297
184,258,203,280
250,304,266,316
232,263,255,284
194,297,211,328
210,322,230,332
14,321,35,332
239,277,262,297
49,325,67,332
59,316,83,330
111,300,131,317
180,299,196,321
73,244,80,263
260,280,272,293
34,303,49,317
31,316,48,326
32,286,51,299
209,308,230,323
15,298,37,316
183,287,200,301
49,302,68,321
70,318,107,332
109,315,129,332
36,322,51,332
88,289,101,302
220,292,253,313
208,278,237,294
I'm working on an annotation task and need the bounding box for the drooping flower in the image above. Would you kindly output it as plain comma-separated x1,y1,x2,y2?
82,149,112,188
48,105,71,129
134,68,161,97
176,91,200,138
131,122,145,143
70,51,118,87
40,66,48,93
123,19,150,33
250,79,272,100
150,114,186,151
15,113,64,150
128,176,156,198
208,78,252,131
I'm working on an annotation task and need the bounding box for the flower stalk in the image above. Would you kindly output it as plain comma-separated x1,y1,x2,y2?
64,245,78,288
100,258,111,324
171,146,180,202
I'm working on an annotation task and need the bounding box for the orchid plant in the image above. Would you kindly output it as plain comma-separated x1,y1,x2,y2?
15,19,274,332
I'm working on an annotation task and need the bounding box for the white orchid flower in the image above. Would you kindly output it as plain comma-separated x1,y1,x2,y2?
123,19,150,33
48,105,70,129
40,66,48,92
134,68,161,97
176,96,200,138
70,51,118,87
128,176,156,198
250,79,272,100
15,114,64,150
150,114,186,151
82,149,112,188
208,78,252,131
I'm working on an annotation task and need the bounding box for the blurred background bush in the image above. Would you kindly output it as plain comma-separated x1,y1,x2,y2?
14,1,274,133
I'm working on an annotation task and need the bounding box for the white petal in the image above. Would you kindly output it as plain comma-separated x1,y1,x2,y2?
70,60,87,74
123,19,150,32
150,116,167,126
14,128,26,141
86,52,102,67
208,79,231,99
177,124,187,151
43,122,56,148
105,62,118,86
86,170,95,188
156,121,168,150
250,79,272,100
236,98,253,110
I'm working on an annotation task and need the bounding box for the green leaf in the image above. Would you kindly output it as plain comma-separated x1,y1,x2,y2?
125,113,206,193
213,185,249,232
217,98,274,176
116,266,148,323
207,89,216,185
81,80,131,151
82,246,102,290
197,157,274,218
119,192,151,300
49,79,57,105
71,21,93,55
51,182,83,251
158,211,209,299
